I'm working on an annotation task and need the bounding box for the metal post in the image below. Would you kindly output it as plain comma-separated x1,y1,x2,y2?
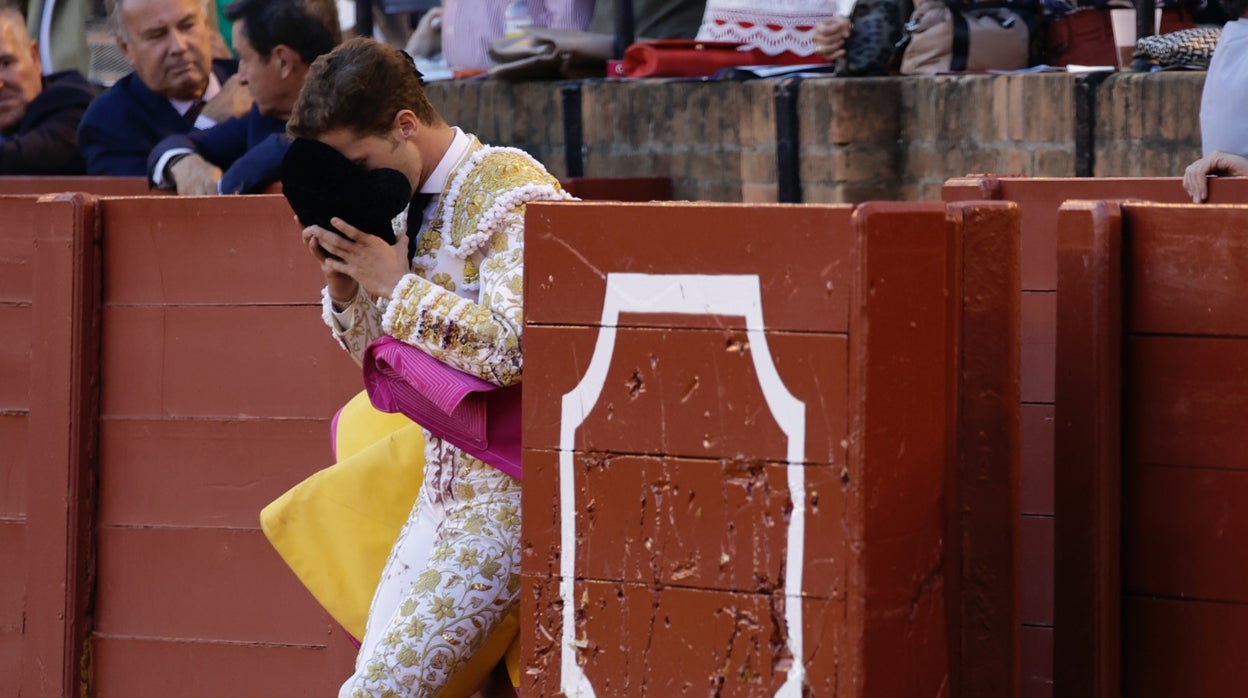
614,0,635,60
355,0,373,39
1130,0,1157,71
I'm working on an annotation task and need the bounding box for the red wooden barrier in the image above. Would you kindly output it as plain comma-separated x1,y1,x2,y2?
521,200,1020,696
1056,201,1248,698
942,175,1248,698
0,194,101,698
90,194,361,696
0,177,155,197
0,196,40,697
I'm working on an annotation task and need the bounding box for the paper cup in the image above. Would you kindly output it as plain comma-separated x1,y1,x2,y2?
1110,8,1163,68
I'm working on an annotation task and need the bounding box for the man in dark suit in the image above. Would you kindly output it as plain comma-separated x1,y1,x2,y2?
0,3,98,174
148,0,341,195
77,0,253,176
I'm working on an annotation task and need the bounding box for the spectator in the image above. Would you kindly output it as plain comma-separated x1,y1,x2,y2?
1182,0,1248,201
441,0,595,74
77,0,253,176
0,2,97,174
288,37,569,697
811,14,850,61
696,0,839,57
24,0,90,76
590,0,707,39
148,0,341,195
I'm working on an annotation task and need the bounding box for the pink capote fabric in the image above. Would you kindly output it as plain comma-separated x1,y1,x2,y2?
361,336,522,480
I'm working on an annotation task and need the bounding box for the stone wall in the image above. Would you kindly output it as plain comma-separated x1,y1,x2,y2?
426,71,1207,203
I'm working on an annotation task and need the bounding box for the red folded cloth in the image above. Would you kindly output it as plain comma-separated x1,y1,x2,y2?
362,337,522,480
621,39,820,78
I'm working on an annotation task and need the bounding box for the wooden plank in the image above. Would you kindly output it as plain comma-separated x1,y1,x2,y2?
0,413,28,518
851,202,957,698
1123,464,1248,604
0,305,31,411
949,200,1022,698
94,526,343,645
943,176,1212,291
99,195,322,306
1021,626,1053,698
0,176,154,197
1054,200,1123,698
98,418,337,528
521,575,843,697
1021,291,1055,405
92,634,356,698
523,325,849,463
100,305,360,419
22,193,100,698
0,196,36,302
0,520,23,626
524,201,855,332
0,627,20,698
1021,404,1054,515
1121,596,1248,698
1124,336,1248,470
521,449,848,595
1020,516,1054,627
1123,204,1248,337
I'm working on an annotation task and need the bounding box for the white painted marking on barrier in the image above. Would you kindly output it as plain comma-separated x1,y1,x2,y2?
559,273,807,697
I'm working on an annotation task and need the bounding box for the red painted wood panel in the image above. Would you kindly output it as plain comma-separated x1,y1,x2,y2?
100,305,360,419
22,193,101,698
0,305,31,411
521,575,843,697
0,414,27,518
1021,516,1053,627
951,200,1022,698
523,202,964,696
522,450,848,594
0,628,20,698
1121,596,1248,698
942,176,1248,291
524,202,855,332
1021,291,1054,405
94,526,343,645
1021,405,1054,515
0,197,35,302
1123,204,1248,337
524,325,849,463
1123,463,1248,603
0,176,154,197
98,418,338,528
1054,200,1124,698
0,520,23,626
92,634,356,698
99,195,322,306
1021,626,1053,698
1124,336,1248,470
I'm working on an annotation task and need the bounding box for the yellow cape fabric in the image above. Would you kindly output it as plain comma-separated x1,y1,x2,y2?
259,391,520,695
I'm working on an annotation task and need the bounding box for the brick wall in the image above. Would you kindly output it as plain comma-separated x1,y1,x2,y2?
1093,72,1204,177
427,71,1208,202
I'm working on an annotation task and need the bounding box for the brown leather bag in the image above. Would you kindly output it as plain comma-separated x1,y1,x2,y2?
487,28,614,81
901,0,1032,74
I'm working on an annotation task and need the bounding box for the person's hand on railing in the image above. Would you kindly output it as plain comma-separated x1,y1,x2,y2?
1183,150,1248,203
169,153,223,196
